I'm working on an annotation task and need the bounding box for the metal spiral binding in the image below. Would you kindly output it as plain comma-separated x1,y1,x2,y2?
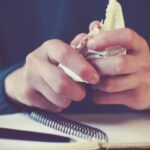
24,108,108,143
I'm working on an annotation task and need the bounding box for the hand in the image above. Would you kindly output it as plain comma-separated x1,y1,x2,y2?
87,22,150,110
5,39,99,112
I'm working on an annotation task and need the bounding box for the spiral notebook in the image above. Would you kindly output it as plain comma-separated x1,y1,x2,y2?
0,108,150,150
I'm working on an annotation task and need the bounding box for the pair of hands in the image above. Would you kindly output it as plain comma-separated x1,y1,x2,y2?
5,21,150,112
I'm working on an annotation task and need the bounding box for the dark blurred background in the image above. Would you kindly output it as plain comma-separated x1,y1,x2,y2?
0,0,149,69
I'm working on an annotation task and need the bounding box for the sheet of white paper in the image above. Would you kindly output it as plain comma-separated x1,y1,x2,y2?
0,113,100,150
65,112,150,147
0,112,150,149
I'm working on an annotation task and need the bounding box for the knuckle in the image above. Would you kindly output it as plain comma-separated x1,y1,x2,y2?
61,99,71,108
41,39,61,51
79,65,91,79
42,39,71,63
19,87,33,103
41,39,61,48
42,40,50,47
130,90,147,110
115,56,126,73
124,28,135,43
20,88,29,98
26,53,36,65
42,40,55,48
57,47,70,63
55,80,69,94
101,79,117,92
25,52,40,70
22,66,36,86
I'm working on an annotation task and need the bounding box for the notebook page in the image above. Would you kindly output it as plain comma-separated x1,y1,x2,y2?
0,139,100,150
0,113,100,150
65,112,150,147
0,112,150,149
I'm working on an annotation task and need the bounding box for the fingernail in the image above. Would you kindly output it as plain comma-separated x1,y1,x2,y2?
88,73,99,84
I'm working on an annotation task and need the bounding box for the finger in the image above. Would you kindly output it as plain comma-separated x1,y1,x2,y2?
89,20,101,32
71,33,87,47
21,88,62,112
94,73,141,92
93,90,134,110
87,28,149,55
38,60,86,101
93,88,147,110
90,55,140,75
44,39,99,84
35,78,71,109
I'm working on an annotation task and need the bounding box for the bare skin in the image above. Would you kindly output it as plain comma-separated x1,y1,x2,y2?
4,39,100,112
86,21,150,110
4,20,150,112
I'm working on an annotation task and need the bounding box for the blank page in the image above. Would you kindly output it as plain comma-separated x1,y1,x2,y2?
65,112,150,148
